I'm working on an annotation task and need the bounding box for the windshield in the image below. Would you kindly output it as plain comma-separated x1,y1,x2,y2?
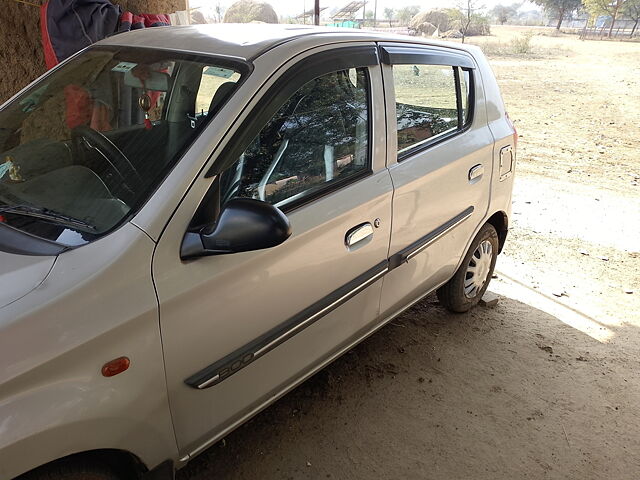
0,46,245,249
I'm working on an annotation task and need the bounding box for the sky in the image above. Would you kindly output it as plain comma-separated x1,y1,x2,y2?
189,0,541,20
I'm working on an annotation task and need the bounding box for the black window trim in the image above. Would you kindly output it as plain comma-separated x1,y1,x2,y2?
0,222,69,256
276,167,372,214
379,45,476,69
454,67,464,129
204,45,379,214
379,45,476,162
458,67,474,128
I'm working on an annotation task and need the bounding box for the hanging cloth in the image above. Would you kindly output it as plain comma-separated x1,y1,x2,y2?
40,0,171,70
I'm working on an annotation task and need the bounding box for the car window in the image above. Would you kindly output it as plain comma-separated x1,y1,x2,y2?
393,64,459,152
0,46,245,247
220,67,370,208
196,67,241,116
460,68,471,125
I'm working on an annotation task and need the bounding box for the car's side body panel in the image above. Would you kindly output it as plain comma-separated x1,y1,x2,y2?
154,178,392,456
0,225,177,479
377,42,496,318
151,42,394,456
0,252,55,309
469,45,516,227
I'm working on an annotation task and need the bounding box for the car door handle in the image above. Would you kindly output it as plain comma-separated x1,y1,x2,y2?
345,222,374,248
468,164,484,183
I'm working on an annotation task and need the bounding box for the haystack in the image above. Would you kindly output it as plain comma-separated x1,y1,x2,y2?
223,0,278,24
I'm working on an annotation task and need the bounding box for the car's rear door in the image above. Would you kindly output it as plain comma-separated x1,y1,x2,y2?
152,43,392,457
378,43,494,317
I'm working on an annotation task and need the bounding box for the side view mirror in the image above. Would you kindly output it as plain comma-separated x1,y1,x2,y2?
181,198,292,260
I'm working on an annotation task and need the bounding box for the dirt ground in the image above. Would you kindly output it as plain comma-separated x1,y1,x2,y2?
179,27,640,479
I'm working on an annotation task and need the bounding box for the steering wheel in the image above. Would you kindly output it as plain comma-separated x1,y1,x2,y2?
71,125,142,195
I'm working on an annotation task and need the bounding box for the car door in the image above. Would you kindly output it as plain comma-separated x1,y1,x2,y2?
152,44,393,457
378,43,494,317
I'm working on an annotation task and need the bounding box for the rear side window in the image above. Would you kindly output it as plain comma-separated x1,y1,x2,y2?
460,68,471,125
393,64,472,155
196,66,242,115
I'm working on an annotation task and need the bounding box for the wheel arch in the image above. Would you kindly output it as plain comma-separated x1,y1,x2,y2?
486,210,508,253
14,449,146,480
0,408,177,480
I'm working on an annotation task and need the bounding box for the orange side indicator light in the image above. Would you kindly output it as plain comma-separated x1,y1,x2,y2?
101,356,130,377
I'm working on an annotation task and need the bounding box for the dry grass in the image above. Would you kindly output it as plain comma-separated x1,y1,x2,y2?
393,64,458,108
463,26,640,195
468,28,571,57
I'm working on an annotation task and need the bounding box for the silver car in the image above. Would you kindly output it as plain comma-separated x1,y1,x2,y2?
0,24,516,480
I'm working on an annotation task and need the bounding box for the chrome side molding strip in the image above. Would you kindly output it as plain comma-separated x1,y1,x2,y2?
185,261,389,389
185,206,473,390
389,206,474,269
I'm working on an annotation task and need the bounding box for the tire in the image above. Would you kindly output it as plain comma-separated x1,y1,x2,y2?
437,223,499,313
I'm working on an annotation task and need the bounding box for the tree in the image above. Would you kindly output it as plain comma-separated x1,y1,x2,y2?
214,2,225,23
623,0,640,36
364,9,375,26
583,0,627,36
491,4,518,24
532,0,582,29
457,0,484,43
384,7,395,26
396,5,420,25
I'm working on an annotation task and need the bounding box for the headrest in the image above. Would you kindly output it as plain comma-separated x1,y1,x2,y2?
208,82,237,116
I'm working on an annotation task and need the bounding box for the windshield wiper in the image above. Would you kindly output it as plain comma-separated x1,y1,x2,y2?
0,204,96,231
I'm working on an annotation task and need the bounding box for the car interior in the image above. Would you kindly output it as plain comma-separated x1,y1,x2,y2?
0,48,241,242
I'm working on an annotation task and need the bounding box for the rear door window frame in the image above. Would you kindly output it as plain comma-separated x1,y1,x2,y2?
380,45,476,162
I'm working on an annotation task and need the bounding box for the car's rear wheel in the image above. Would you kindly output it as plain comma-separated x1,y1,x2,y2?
437,223,498,313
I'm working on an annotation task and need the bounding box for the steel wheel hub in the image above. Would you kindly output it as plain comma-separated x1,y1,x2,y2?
464,240,493,298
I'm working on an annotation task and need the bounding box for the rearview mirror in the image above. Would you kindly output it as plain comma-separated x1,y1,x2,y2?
181,198,292,260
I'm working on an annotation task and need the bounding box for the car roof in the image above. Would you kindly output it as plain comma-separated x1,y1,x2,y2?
97,23,473,61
